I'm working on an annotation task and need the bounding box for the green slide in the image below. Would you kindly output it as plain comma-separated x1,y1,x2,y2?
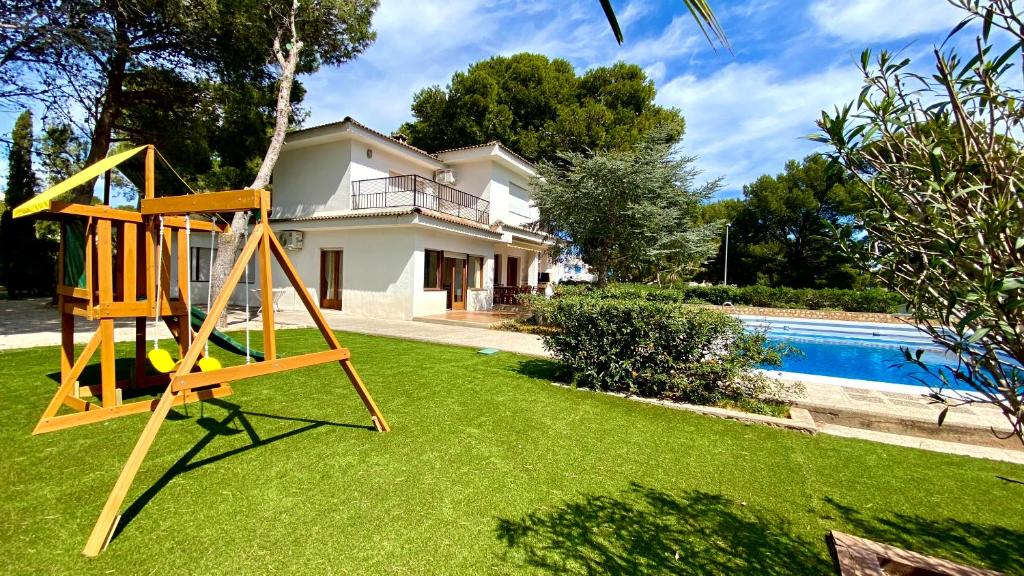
190,306,265,361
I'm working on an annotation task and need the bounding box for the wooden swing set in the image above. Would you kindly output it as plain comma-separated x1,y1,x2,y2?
12,145,389,557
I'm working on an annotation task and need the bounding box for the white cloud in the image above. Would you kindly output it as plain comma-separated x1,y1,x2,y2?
617,15,703,64
809,0,962,43
658,62,864,196
300,0,627,132
643,61,666,84
723,0,780,19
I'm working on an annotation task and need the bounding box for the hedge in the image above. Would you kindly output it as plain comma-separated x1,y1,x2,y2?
553,283,902,313
531,294,796,407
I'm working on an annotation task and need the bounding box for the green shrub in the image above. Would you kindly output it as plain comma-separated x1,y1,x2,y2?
551,283,902,313
532,294,797,408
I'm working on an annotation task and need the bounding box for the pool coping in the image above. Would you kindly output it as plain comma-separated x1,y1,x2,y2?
760,369,984,400
734,313,916,331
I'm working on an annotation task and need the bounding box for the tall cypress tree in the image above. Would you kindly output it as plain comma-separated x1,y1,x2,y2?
0,110,41,297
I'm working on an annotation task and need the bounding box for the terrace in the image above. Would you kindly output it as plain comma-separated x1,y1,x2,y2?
352,174,490,225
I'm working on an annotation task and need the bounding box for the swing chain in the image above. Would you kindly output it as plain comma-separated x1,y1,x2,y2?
152,216,165,351
243,223,251,365
206,224,216,358
184,215,191,347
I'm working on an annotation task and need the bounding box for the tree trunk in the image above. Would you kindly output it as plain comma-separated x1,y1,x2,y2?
208,0,302,325
73,25,129,204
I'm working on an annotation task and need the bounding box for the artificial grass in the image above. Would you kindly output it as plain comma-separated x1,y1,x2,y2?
0,329,1022,575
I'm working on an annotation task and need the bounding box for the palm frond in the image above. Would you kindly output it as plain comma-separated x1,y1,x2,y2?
598,0,730,52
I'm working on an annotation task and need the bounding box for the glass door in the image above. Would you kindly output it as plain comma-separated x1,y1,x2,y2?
319,249,342,310
443,256,467,310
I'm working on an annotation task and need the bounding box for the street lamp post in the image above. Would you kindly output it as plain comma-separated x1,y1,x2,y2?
723,223,731,286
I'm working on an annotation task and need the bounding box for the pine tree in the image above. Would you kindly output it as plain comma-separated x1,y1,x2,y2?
0,110,44,297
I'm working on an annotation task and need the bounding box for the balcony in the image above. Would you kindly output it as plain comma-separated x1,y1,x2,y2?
352,174,490,225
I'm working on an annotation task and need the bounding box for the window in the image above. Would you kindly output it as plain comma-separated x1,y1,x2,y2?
424,249,442,289
190,247,255,283
509,182,532,219
468,256,483,289
493,254,501,285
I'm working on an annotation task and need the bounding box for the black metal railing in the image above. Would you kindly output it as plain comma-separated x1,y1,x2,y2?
352,174,490,224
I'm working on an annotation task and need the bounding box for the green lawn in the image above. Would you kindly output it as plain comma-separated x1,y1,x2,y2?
0,329,1022,575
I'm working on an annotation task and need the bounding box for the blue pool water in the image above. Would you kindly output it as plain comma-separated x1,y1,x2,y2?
742,316,966,391
763,337,958,389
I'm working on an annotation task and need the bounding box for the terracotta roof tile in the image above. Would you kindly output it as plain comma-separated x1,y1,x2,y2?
288,117,441,164
272,207,500,235
288,118,536,172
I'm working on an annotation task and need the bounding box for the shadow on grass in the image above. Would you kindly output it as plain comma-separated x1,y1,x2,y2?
822,496,1024,573
495,483,830,575
111,397,374,543
513,358,572,383
46,357,140,385
46,358,171,401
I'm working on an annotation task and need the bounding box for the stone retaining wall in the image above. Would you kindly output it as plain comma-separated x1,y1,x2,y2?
707,304,906,324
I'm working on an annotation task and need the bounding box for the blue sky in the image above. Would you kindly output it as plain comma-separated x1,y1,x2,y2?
297,0,967,199
1,0,971,201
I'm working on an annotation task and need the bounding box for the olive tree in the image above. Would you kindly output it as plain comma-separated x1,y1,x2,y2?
532,127,721,287
815,0,1023,440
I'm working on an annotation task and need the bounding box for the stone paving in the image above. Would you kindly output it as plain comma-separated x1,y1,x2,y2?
2,298,1020,463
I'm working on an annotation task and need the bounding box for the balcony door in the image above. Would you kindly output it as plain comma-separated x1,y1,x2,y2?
443,256,467,310
319,249,343,310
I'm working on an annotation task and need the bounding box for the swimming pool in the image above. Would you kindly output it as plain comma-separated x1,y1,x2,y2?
739,316,966,392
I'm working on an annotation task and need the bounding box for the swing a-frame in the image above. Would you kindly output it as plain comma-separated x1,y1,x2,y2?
12,145,389,557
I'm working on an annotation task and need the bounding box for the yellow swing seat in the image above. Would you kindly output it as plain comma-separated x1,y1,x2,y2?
147,348,178,374
148,348,222,374
197,356,222,372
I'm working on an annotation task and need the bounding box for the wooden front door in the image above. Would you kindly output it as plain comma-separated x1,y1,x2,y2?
319,249,343,310
443,256,467,310
506,256,520,286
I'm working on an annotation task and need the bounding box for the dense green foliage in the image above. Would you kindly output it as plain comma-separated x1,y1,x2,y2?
533,128,720,287
817,0,1024,440
0,111,55,297
698,154,868,289
555,283,902,314
109,72,295,197
531,290,794,410
400,54,684,162
1,330,1021,574
1,0,378,201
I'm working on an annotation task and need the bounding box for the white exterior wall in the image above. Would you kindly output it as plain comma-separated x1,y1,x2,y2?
490,163,538,226
273,140,351,219
348,140,435,184
413,228,495,316
449,160,494,224
273,136,440,220
269,227,417,320
266,125,552,319
446,159,538,226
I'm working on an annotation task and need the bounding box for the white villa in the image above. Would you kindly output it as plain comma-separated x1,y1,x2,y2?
218,117,559,320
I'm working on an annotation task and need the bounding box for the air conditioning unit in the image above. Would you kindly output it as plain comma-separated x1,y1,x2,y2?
278,230,304,251
433,169,456,185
